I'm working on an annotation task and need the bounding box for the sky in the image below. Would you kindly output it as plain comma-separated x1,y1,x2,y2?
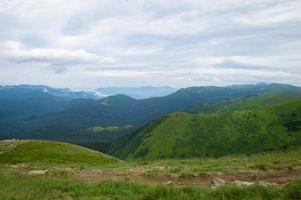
0,0,301,89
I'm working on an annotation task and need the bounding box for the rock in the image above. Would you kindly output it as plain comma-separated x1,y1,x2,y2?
233,180,254,187
257,181,276,187
211,177,226,189
28,170,48,175
165,181,174,185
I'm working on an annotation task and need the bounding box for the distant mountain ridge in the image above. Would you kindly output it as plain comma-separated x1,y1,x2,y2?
96,86,176,99
2,83,301,126
39,83,301,127
1,83,301,153
0,84,100,100
0,85,177,100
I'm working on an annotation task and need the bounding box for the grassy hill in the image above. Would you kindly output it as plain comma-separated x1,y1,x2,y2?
0,140,119,165
111,99,301,160
189,92,301,114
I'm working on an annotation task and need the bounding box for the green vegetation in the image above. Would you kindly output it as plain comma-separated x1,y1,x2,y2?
0,141,300,199
0,140,119,166
87,125,133,133
1,84,301,199
0,174,300,200
129,148,301,174
2,83,301,155
190,92,301,114
111,99,301,160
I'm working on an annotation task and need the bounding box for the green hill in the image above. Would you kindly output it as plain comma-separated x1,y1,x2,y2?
189,92,301,114
111,99,301,160
0,140,119,165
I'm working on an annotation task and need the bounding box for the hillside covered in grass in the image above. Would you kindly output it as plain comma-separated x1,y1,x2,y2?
189,91,301,114
0,147,300,199
111,99,301,160
0,140,119,165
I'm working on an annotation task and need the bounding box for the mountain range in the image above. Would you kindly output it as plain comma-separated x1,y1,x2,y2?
0,83,301,157
0,85,177,100
96,86,176,99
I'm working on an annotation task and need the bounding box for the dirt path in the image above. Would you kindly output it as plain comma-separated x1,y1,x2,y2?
75,166,301,188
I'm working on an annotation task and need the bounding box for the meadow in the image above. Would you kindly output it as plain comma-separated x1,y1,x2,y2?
1,140,300,200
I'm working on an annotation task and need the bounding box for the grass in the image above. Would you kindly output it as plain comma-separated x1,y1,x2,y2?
105,148,301,175
113,99,301,160
86,125,133,133
1,139,300,173
0,142,300,199
190,91,301,114
0,171,300,200
0,140,119,166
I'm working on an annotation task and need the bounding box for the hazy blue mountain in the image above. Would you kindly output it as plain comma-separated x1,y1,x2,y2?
1,83,301,152
0,85,103,121
96,86,176,99
0,85,101,100
6,83,301,126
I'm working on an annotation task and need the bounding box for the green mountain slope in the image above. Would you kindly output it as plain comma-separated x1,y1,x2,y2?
28,83,301,127
111,99,301,160
189,91,301,114
2,83,301,153
0,140,119,165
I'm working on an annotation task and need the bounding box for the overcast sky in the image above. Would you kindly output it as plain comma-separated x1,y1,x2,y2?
0,0,301,89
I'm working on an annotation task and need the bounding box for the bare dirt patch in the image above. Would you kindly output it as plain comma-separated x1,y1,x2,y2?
216,168,301,185
74,166,301,187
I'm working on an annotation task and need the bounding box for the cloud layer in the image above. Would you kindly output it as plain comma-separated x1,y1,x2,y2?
0,0,300,89
1,41,117,66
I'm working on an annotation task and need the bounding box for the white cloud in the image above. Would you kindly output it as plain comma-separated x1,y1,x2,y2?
93,12,208,37
237,1,301,26
0,41,118,66
0,0,301,88
192,55,301,72
111,46,163,56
